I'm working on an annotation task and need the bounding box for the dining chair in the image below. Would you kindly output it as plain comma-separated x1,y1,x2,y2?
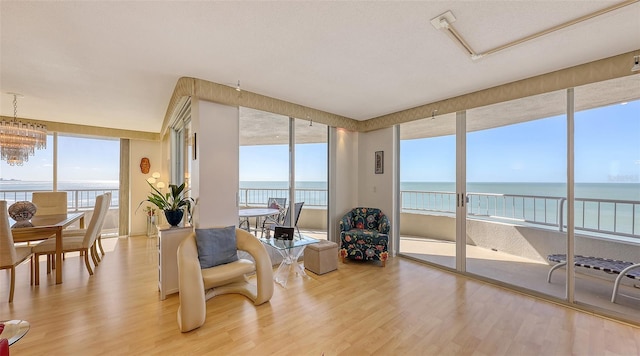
97,192,112,257
60,192,111,262
30,192,69,256
32,194,108,285
0,200,33,302
31,192,68,216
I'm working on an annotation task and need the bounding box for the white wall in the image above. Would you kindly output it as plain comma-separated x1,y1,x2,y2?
332,128,359,239
129,139,163,236
357,127,395,224
190,99,239,229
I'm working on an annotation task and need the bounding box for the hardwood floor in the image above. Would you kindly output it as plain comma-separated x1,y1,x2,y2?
2,235,639,355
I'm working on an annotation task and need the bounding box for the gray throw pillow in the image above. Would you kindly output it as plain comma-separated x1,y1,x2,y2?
195,226,239,269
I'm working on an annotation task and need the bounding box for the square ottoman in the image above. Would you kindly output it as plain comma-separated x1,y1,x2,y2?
304,240,338,275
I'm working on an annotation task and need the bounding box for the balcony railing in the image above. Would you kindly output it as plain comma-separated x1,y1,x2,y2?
239,188,327,207
3,187,636,240
0,189,119,211
401,190,640,239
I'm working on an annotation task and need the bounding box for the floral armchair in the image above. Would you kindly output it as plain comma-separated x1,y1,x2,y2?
339,207,390,267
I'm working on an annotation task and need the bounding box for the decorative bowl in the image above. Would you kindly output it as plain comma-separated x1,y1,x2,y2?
8,201,37,224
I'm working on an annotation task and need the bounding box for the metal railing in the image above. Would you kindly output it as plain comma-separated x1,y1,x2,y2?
0,189,119,211
239,188,327,207
3,187,636,239
401,190,640,239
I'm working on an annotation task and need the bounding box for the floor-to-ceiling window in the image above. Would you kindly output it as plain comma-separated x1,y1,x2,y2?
0,135,54,192
57,135,120,235
465,90,567,299
398,113,457,268
573,76,640,322
238,107,329,239
397,74,639,324
295,117,328,240
0,134,120,235
239,107,290,234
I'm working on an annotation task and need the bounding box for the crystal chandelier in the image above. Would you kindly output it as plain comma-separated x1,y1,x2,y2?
0,94,47,166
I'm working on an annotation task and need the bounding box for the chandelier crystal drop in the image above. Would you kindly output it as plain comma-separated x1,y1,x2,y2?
0,94,47,166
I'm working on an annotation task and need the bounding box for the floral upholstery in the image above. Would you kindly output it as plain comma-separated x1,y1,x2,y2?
339,207,390,266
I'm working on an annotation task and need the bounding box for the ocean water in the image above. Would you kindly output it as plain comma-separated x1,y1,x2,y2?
240,181,639,200
4,180,634,200
0,180,119,207
2,180,637,234
401,182,640,201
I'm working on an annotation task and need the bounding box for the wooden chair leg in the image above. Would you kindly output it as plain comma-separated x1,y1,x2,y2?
91,245,99,266
34,254,40,286
84,249,94,275
9,266,15,303
98,234,105,256
93,244,101,263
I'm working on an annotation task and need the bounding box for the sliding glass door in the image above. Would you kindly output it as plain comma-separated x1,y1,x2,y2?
465,91,567,298
398,113,457,269
239,107,290,234
573,76,640,322
294,118,328,240
239,108,330,239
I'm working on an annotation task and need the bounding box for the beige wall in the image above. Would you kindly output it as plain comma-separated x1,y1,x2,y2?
129,139,163,236
356,126,396,251
332,128,359,239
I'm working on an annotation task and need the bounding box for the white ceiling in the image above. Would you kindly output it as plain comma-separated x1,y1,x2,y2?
1,1,639,134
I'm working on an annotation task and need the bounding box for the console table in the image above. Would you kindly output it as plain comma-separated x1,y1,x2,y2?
157,225,192,300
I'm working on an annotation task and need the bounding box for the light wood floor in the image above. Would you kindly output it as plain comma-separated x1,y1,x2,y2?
2,235,640,355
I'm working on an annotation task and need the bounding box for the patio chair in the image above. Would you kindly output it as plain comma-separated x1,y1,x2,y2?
262,202,304,238
260,197,287,233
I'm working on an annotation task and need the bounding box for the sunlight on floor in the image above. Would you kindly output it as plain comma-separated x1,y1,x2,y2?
400,237,547,264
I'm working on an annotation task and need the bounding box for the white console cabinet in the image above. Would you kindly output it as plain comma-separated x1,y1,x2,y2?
157,225,193,300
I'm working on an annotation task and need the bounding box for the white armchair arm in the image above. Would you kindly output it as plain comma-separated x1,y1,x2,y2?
176,233,206,332
236,228,274,305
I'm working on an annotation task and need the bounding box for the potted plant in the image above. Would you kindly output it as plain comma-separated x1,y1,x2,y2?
139,182,195,226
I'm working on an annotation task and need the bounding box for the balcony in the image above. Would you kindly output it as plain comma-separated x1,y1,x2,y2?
0,188,120,237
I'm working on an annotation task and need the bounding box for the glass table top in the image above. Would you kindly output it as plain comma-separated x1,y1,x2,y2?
260,234,319,250
0,320,30,346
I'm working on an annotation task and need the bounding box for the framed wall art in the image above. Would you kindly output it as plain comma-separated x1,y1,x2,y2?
375,151,384,174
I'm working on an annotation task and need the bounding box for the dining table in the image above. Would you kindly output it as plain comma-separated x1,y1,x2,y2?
11,212,85,284
238,208,280,235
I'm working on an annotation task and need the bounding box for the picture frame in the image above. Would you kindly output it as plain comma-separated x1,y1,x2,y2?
274,226,294,240
375,151,384,174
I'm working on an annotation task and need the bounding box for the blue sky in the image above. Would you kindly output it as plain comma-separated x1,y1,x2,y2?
1,101,637,184
240,143,328,182
401,101,639,183
0,136,120,181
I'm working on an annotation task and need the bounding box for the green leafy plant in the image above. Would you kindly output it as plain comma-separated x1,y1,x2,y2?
138,181,195,213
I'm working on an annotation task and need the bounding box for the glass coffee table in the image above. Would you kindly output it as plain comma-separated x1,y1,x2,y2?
260,235,319,288
0,320,30,346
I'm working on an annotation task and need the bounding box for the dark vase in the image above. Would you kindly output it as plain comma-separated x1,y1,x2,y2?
164,209,184,226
